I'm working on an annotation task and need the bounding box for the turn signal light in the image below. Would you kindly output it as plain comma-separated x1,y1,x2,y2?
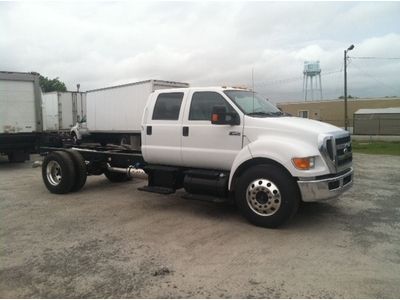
292,157,315,170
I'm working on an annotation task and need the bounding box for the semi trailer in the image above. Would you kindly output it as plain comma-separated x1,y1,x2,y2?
71,79,189,148
41,86,353,228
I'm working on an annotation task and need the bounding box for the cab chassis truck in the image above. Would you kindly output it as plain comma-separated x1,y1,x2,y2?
40,87,353,228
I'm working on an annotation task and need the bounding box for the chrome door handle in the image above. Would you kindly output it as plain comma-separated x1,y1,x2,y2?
229,131,241,136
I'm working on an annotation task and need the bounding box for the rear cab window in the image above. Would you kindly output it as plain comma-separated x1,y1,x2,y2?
152,92,184,120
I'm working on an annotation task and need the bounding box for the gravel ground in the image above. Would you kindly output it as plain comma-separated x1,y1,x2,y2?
0,153,399,298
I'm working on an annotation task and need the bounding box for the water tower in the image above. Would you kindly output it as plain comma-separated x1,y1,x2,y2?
303,61,322,101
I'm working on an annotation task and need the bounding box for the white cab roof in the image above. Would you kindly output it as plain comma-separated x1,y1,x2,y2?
153,86,250,93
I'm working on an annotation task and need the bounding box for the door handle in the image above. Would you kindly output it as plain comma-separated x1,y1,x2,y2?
147,126,152,135
183,126,189,136
229,131,241,136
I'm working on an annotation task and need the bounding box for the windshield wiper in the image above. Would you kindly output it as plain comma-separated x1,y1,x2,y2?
247,111,283,117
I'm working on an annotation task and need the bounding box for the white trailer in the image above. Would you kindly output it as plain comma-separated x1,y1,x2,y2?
42,91,86,131
72,79,189,148
0,71,43,162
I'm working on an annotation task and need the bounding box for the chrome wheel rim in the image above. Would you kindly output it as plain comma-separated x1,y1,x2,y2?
246,179,281,216
46,161,62,186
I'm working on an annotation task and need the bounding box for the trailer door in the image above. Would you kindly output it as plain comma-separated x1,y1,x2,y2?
0,80,36,133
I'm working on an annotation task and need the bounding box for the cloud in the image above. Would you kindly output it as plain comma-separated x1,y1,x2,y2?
1,1,399,102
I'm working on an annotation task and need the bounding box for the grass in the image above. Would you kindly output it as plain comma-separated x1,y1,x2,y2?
352,141,400,156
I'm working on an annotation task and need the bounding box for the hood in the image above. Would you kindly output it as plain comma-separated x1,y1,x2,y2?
244,116,346,143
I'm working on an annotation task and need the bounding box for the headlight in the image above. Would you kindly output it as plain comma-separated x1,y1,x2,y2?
292,157,315,170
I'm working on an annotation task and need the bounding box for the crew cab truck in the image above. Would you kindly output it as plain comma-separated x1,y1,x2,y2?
41,87,353,228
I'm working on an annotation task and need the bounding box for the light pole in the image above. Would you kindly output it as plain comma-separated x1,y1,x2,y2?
344,44,354,131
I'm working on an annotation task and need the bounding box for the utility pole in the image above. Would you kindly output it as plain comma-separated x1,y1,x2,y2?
344,44,354,131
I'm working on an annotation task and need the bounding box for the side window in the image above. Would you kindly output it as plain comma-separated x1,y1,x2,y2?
152,92,184,120
189,92,234,121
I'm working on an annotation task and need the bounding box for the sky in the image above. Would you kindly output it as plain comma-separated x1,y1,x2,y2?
1,1,400,103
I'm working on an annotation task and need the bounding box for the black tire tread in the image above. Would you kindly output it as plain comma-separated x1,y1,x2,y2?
63,149,87,192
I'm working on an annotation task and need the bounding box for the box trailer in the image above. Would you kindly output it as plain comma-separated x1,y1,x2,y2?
72,79,189,148
0,71,43,162
42,91,86,131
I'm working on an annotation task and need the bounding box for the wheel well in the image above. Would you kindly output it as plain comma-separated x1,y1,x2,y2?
230,157,294,191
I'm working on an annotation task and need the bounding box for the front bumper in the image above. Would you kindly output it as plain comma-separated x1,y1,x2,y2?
297,168,353,202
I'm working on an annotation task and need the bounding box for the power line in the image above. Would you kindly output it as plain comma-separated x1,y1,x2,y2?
349,56,400,60
259,69,342,87
349,61,400,94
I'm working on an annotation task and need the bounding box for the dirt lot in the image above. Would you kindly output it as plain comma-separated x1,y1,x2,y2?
1,153,399,298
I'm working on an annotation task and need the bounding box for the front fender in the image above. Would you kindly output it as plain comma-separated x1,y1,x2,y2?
228,137,330,190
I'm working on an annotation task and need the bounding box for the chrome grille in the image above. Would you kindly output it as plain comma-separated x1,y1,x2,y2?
335,135,352,168
319,133,352,173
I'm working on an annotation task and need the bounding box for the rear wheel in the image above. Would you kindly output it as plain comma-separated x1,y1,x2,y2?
42,151,75,194
63,149,87,192
104,170,131,182
236,164,300,228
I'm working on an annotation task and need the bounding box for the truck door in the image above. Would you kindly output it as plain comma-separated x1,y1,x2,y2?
141,91,186,166
181,91,244,170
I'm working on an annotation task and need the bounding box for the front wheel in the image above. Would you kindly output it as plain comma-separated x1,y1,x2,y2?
236,164,300,228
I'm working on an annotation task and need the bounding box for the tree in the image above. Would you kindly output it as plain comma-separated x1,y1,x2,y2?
39,75,67,92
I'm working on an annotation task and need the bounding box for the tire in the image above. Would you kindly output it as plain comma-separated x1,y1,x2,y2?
235,164,300,228
63,149,87,192
104,170,131,182
42,151,76,194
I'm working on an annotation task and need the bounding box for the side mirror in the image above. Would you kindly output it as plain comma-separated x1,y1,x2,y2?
211,105,240,125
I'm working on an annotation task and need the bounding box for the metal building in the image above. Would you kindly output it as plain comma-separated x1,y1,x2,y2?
277,97,400,132
353,107,400,135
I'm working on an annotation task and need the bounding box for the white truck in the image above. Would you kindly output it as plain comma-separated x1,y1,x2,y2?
41,87,353,228
0,71,43,162
42,91,86,132
71,80,189,148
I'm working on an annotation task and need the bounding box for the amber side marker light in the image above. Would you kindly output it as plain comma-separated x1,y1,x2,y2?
292,157,315,170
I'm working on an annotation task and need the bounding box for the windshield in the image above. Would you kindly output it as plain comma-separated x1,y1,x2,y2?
224,90,282,117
